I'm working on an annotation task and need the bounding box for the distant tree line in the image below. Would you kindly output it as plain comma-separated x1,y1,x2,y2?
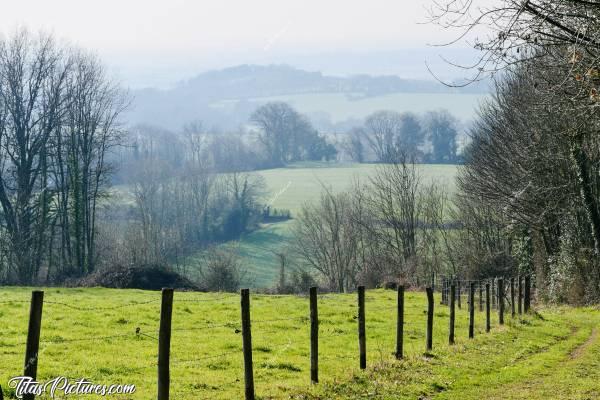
341,109,461,164
250,102,337,166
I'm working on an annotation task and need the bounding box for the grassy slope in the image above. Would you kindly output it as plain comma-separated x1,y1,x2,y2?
1,288,598,399
201,163,458,288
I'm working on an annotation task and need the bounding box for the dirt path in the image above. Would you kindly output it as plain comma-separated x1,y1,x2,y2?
434,311,600,400
504,325,600,399
569,328,597,359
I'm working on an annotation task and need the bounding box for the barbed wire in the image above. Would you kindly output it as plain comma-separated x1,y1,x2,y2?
0,294,242,310
1,328,144,348
44,299,159,311
136,329,159,341
252,316,307,325
172,322,239,333
321,354,355,361
44,333,135,344
0,300,31,305
171,350,241,366
175,295,239,303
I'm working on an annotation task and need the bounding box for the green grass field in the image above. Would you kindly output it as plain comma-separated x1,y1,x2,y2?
1,288,598,399
199,163,458,288
212,92,487,122
259,162,458,215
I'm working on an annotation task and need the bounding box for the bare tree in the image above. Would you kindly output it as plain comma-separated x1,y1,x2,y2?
422,110,459,163
363,111,428,162
293,187,359,292
50,50,128,277
420,182,458,279
363,110,403,162
250,102,314,165
0,30,70,283
429,0,600,83
342,127,365,163
366,155,422,279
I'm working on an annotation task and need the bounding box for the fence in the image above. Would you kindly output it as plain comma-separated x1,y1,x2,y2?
0,275,534,400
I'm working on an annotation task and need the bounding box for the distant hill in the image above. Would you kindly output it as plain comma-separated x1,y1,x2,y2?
125,64,489,130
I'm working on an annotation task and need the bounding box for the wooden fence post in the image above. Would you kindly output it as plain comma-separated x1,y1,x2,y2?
396,285,404,359
23,290,44,400
440,279,445,305
510,277,516,317
358,286,366,369
485,283,491,333
469,282,475,339
444,279,449,306
157,288,173,400
241,289,255,400
498,279,504,325
524,275,531,313
309,287,318,384
457,281,462,309
491,279,496,309
479,283,483,312
426,287,434,352
518,275,523,315
449,284,456,345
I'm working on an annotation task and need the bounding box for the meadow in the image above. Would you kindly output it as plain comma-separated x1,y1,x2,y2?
212,92,487,122
197,163,459,288
1,287,598,399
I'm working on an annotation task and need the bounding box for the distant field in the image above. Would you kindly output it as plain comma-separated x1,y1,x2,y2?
259,162,458,215
212,92,487,122
1,287,597,400
196,163,458,288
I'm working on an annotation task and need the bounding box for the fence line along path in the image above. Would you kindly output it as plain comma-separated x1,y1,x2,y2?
1,275,534,400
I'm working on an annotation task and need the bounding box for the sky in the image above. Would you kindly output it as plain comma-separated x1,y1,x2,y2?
0,0,487,88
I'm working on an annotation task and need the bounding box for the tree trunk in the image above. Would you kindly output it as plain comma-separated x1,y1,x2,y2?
570,139,600,255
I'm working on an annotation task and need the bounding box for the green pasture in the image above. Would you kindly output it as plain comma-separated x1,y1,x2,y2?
259,162,458,215
1,288,598,399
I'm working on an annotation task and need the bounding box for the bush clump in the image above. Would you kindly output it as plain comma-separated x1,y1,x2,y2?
75,264,200,291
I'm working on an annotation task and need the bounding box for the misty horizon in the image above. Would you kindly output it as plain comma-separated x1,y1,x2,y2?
1,0,493,89
110,47,484,90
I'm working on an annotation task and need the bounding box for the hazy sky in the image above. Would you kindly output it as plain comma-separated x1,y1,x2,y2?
0,0,486,88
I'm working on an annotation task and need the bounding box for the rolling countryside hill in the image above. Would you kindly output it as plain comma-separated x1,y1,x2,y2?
126,65,488,130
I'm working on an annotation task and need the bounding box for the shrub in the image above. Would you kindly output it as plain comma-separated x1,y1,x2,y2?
198,247,248,292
